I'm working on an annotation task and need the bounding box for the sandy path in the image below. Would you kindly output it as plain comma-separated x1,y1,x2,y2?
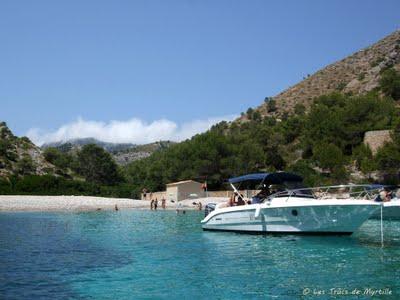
0,195,228,212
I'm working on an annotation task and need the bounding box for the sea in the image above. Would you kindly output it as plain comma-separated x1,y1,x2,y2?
0,210,399,299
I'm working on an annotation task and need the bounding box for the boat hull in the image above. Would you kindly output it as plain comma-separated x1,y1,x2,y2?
370,201,400,220
201,200,379,234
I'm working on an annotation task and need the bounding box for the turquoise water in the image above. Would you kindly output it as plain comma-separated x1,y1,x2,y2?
0,210,399,299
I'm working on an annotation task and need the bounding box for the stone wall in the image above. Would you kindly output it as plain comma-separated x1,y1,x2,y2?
364,130,392,155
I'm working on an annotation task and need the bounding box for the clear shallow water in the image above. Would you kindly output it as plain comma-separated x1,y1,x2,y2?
0,210,399,299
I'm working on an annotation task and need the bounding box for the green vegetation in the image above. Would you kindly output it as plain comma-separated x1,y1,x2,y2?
335,82,346,91
43,147,74,170
379,68,400,100
76,144,122,185
16,156,35,175
0,175,134,198
266,97,277,112
123,77,400,196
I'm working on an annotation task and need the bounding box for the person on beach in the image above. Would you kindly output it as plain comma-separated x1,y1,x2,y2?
176,202,185,214
154,198,158,210
150,199,154,210
198,201,202,211
161,197,166,209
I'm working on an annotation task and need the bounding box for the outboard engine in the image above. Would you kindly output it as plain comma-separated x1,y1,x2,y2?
204,203,216,217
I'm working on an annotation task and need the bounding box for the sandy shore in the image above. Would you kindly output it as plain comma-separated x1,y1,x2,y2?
0,195,228,212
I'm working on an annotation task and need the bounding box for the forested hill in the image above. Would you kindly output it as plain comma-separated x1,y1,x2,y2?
244,29,400,119
126,89,400,194
123,31,400,195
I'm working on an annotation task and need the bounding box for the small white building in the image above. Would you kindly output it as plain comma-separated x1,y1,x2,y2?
166,180,204,202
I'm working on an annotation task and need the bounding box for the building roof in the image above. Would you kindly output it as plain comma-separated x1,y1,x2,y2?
166,180,201,187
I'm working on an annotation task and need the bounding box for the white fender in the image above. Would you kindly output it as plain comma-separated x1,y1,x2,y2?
254,205,261,219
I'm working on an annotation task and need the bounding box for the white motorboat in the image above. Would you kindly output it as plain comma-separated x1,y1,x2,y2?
201,173,380,234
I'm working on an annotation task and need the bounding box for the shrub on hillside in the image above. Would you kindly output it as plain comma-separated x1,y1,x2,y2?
77,144,121,185
16,156,35,175
312,143,345,171
43,147,73,170
266,98,277,112
379,68,400,100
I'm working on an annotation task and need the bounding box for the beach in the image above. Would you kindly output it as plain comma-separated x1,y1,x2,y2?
0,195,228,212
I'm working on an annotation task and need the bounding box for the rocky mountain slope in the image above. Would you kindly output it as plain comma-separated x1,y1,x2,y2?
43,138,175,165
111,141,175,165
250,29,400,118
43,138,135,153
0,122,56,177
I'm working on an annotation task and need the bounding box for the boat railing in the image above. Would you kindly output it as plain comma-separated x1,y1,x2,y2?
266,184,386,202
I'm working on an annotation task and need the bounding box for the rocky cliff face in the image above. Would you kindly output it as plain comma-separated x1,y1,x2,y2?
250,30,400,118
364,130,393,155
112,141,176,165
0,122,56,178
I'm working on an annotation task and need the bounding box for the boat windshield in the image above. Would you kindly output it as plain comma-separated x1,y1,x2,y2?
227,172,310,203
253,181,315,202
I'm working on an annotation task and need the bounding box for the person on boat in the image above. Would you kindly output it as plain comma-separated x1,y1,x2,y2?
236,194,245,206
376,187,392,202
154,198,158,210
161,197,166,209
253,186,271,203
228,194,235,206
385,188,393,201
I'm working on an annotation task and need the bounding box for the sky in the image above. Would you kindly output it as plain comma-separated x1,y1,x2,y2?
0,0,399,145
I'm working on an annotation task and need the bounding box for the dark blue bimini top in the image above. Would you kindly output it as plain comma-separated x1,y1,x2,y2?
228,172,303,184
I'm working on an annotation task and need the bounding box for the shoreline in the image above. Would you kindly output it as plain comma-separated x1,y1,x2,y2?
0,195,228,212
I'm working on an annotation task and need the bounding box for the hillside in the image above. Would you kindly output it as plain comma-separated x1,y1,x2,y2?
43,138,175,165
43,138,135,153
249,29,400,118
111,141,175,165
124,31,400,193
0,122,56,178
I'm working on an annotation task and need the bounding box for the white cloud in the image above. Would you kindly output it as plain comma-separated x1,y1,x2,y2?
27,115,237,146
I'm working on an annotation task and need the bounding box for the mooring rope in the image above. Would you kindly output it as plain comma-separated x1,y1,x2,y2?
380,204,384,248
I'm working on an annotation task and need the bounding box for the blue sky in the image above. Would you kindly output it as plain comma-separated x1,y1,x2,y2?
0,0,399,144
